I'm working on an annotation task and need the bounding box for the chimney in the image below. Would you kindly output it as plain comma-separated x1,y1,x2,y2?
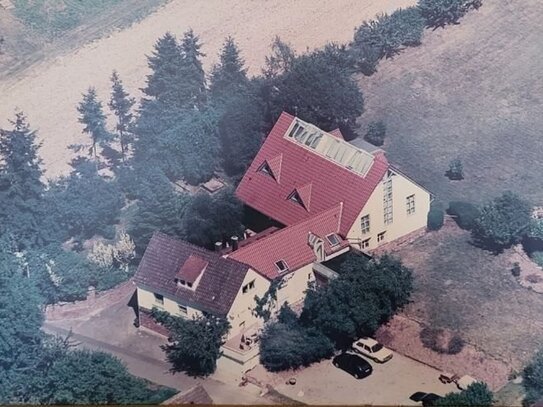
214,242,222,252
231,236,239,252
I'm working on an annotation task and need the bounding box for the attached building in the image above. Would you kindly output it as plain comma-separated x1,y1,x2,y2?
133,112,431,371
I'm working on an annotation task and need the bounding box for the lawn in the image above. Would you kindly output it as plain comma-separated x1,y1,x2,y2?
353,0,543,206
393,221,543,372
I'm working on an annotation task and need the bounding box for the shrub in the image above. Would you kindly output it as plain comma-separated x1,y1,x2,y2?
435,382,493,406
350,7,426,75
418,0,483,29
427,206,445,230
511,262,521,277
446,158,464,180
420,326,465,354
471,191,532,251
364,121,386,146
260,321,334,372
523,348,543,406
447,335,465,354
531,252,543,269
447,201,480,230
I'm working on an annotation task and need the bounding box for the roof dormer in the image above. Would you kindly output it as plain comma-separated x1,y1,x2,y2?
175,254,208,290
288,183,312,211
258,154,282,183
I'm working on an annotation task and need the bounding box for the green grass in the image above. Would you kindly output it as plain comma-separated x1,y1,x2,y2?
12,0,168,40
395,223,543,371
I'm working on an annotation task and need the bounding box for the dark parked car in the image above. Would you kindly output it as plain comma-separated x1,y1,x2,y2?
410,392,443,406
332,353,373,379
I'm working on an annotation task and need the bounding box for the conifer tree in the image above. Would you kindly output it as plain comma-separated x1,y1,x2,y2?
77,87,110,164
0,112,46,248
179,29,207,108
209,37,248,101
109,71,135,164
143,32,184,105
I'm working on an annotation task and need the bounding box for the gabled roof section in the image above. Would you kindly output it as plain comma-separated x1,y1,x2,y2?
134,232,250,316
176,254,208,284
295,183,312,211
229,204,348,279
258,154,283,183
236,112,389,235
267,154,282,182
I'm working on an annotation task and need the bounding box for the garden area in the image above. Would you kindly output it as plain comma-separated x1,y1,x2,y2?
388,220,543,377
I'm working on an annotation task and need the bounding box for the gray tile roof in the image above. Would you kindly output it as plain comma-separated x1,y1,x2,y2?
134,232,250,316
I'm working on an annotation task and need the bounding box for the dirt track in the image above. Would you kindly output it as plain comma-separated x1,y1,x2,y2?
0,0,415,178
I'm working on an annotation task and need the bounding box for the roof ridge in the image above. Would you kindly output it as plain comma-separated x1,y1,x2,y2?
151,231,249,269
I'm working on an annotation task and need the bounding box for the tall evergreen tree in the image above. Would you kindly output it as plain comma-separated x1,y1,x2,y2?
209,37,249,102
179,28,207,108
143,32,184,105
77,87,111,164
109,71,135,164
0,113,46,249
0,247,44,402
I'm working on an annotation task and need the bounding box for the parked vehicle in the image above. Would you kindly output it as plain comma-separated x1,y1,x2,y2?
332,353,373,379
352,337,393,363
410,392,443,406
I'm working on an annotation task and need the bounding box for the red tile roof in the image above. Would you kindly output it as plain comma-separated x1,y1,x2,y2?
236,112,389,236
176,254,208,284
134,232,249,316
229,204,347,279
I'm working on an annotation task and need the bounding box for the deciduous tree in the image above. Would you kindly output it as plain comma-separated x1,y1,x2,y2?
153,310,230,377
301,253,413,346
472,191,532,251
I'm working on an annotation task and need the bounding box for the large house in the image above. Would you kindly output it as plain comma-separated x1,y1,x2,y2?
134,112,431,371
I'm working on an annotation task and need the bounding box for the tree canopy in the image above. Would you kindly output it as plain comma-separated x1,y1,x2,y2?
523,348,543,406
418,0,483,28
209,37,249,102
301,253,413,346
153,310,230,377
471,191,532,251
435,382,493,406
0,112,46,249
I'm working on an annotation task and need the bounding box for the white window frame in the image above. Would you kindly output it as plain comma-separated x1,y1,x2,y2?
361,238,371,249
361,215,370,234
178,304,188,315
377,231,386,243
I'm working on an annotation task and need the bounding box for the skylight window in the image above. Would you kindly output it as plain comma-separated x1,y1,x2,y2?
326,233,341,247
275,260,289,273
285,118,375,177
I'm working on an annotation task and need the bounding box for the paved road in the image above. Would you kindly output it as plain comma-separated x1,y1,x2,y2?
42,323,269,404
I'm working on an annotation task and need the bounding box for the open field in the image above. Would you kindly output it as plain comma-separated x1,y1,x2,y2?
392,221,543,373
355,0,543,206
0,0,169,79
0,0,416,178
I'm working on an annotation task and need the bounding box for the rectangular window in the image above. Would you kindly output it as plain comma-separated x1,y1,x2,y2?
361,238,371,249
178,304,188,314
361,215,370,234
153,293,164,305
242,279,256,294
326,233,341,247
377,232,386,243
275,260,289,273
383,178,393,225
406,194,416,215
